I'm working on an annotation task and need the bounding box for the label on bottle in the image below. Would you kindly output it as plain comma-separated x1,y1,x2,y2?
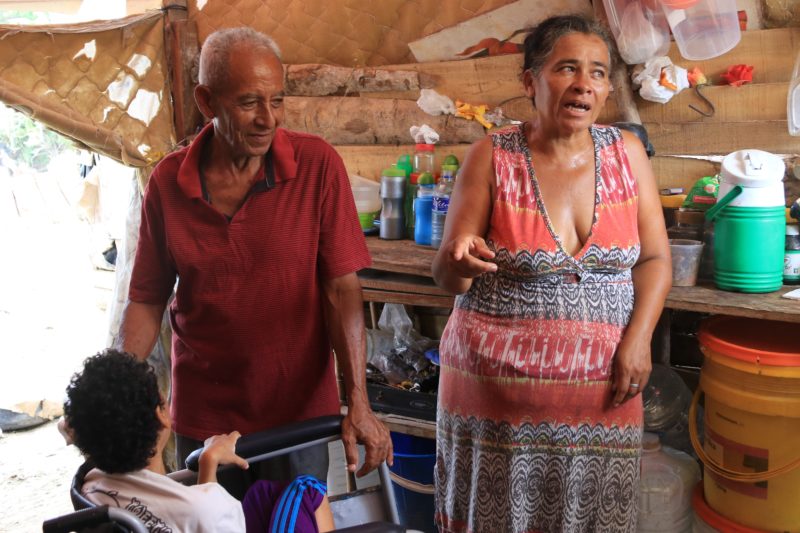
432,195,450,213
785,250,800,280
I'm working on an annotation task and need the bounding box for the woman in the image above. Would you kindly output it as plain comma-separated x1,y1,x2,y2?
432,15,671,533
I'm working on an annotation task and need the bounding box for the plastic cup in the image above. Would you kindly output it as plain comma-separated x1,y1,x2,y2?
670,239,705,286
660,0,741,61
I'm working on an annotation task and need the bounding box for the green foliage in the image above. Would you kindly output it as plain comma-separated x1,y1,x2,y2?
0,11,38,24
0,106,73,171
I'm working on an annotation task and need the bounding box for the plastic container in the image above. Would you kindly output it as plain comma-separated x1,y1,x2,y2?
389,433,436,532
349,174,382,231
788,51,800,136
660,0,741,61
669,239,704,287
602,0,671,65
430,169,455,249
706,150,786,293
638,433,701,533
380,165,407,240
413,144,435,176
691,483,767,533
414,188,434,246
690,317,800,532
784,224,800,284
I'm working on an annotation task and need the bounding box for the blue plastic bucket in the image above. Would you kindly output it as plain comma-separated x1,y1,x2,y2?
389,432,436,532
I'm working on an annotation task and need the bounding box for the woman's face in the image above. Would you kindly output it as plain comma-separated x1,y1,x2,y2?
523,32,611,134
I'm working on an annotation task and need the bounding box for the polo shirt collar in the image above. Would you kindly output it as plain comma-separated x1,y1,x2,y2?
177,123,298,199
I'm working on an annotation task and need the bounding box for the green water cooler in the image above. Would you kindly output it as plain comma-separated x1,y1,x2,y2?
705,149,786,293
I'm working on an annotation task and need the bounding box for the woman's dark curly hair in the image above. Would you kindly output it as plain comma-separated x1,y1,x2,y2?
522,15,618,77
64,349,164,474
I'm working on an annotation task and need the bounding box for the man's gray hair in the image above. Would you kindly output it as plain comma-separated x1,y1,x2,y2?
199,27,282,89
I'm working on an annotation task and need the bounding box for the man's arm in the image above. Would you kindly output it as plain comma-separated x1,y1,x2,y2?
117,301,167,362
321,272,392,477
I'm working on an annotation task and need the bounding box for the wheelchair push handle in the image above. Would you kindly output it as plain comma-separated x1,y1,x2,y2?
185,414,344,472
43,505,148,533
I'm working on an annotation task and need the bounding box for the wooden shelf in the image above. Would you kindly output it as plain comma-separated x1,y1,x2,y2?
363,236,800,322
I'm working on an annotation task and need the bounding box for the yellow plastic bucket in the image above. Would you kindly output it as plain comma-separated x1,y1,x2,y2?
690,316,800,532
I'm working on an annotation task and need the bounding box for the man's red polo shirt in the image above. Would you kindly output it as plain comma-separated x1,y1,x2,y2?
128,124,371,440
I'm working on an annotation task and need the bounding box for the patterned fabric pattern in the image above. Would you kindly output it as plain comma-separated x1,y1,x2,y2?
436,124,643,533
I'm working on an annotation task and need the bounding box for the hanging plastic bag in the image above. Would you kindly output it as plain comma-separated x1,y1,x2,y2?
366,304,436,385
615,2,670,65
633,56,690,104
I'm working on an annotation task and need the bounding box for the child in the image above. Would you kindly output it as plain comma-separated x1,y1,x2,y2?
64,349,334,532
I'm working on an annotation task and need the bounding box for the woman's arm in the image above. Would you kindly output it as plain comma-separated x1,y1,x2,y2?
612,130,672,407
432,136,498,294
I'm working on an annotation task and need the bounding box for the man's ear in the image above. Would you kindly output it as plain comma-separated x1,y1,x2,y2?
522,69,536,99
194,84,215,120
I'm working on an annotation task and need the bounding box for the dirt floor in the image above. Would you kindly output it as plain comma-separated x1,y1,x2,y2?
0,158,116,532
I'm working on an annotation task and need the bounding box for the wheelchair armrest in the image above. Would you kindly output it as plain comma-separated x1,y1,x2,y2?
43,505,149,533
185,414,344,472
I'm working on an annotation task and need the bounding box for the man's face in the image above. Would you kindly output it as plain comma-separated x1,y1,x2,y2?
208,45,285,159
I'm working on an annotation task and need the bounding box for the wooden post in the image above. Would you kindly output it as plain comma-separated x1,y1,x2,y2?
162,0,202,144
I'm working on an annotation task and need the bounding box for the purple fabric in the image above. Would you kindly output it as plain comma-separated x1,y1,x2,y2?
242,479,324,533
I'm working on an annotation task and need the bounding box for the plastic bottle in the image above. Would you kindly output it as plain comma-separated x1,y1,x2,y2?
413,144,435,176
405,172,419,238
414,188,434,246
785,224,800,284
637,433,701,533
788,52,800,136
430,168,455,249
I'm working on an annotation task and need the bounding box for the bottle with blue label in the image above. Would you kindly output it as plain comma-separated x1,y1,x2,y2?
430,166,456,249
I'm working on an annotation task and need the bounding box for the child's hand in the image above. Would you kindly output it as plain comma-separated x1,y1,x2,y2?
200,431,249,471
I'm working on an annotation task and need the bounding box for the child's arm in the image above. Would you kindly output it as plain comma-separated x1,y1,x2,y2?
197,431,249,484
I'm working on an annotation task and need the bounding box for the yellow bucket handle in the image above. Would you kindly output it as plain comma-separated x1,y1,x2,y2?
689,385,800,482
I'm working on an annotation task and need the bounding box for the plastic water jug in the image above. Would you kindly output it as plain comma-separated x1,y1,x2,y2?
705,150,786,293
602,0,670,65
349,174,381,231
659,0,741,61
638,433,701,533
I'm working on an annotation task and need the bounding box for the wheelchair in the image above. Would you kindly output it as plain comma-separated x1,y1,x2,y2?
43,415,405,532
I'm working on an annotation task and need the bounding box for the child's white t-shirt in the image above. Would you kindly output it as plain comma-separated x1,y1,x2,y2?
83,467,245,532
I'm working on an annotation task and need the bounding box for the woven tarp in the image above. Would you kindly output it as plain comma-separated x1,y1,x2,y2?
188,0,518,66
0,11,175,167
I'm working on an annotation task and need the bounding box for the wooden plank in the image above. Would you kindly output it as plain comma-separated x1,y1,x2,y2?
359,269,448,296
337,144,471,181
666,284,800,323
284,96,485,145
338,146,722,190
362,288,454,308
667,28,800,84
650,156,720,191
342,406,437,439
637,82,789,124
645,120,800,156
366,237,438,277
285,65,419,96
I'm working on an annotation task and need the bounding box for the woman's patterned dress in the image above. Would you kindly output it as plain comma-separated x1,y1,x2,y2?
435,124,643,533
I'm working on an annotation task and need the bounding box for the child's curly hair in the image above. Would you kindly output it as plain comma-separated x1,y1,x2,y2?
64,349,164,473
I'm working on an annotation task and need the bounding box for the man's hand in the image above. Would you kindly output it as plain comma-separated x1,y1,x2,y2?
342,405,393,477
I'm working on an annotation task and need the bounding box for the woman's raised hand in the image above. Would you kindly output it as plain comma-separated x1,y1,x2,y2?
444,234,498,279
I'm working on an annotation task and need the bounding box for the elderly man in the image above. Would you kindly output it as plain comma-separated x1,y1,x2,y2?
118,27,391,483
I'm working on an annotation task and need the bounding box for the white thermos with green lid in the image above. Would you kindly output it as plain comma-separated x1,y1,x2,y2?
705,149,786,293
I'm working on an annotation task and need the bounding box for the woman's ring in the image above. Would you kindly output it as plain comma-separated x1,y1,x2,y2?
629,383,639,388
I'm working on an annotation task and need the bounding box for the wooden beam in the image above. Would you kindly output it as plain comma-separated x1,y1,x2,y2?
650,156,720,191
163,1,201,143
285,65,419,96
638,82,789,124
645,120,800,156
284,97,485,145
